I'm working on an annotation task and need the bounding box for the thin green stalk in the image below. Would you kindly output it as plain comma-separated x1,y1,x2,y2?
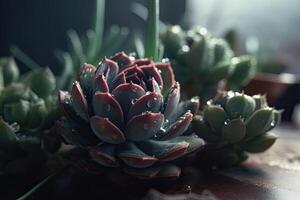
10,45,41,70
90,0,105,60
16,165,71,200
145,0,159,61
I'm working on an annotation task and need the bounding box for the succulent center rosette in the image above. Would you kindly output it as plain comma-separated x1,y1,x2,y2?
193,91,282,167
58,52,205,179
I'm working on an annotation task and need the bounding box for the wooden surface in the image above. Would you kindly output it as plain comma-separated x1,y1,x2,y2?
1,124,300,200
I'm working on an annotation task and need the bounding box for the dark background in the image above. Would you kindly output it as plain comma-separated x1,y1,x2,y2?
0,0,185,71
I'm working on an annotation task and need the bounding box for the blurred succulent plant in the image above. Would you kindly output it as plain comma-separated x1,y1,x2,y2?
55,0,129,90
58,52,205,179
0,58,60,175
161,25,256,104
193,91,281,167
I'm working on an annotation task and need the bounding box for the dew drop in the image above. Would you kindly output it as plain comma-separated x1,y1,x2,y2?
160,127,166,133
165,119,169,126
182,185,192,193
270,121,275,127
131,98,138,104
224,119,230,125
146,98,157,108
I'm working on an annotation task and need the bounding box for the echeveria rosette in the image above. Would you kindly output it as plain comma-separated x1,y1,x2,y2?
193,91,281,167
161,26,256,104
58,52,205,179
0,60,60,175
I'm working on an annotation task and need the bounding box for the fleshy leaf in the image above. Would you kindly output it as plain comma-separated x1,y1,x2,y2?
126,112,164,141
160,111,193,140
96,58,119,83
245,108,274,139
163,82,180,121
148,77,161,93
225,94,256,120
137,139,189,161
71,81,89,121
90,116,125,144
58,91,80,123
140,65,163,87
109,72,126,91
203,105,227,133
88,144,119,167
222,118,246,143
243,133,277,153
133,58,153,66
110,52,133,69
93,75,109,93
78,63,96,97
168,135,205,154
112,83,146,117
192,115,220,143
155,63,175,95
93,92,124,128
118,142,158,168
127,92,163,120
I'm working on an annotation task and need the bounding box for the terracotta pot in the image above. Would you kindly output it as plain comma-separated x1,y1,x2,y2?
244,73,297,106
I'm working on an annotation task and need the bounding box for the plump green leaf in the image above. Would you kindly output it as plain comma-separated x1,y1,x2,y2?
203,105,227,133
245,108,274,139
222,118,246,143
243,133,277,153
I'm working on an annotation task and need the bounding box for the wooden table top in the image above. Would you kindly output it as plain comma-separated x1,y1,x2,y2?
1,124,300,200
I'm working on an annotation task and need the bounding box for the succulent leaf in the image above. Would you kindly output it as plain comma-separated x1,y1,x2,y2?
127,92,163,120
93,92,124,128
118,142,158,168
225,94,256,119
242,133,277,153
163,82,180,121
203,105,227,133
222,118,246,143
112,83,146,117
71,81,89,121
90,116,125,144
245,108,274,139
126,112,164,141
88,144,119,167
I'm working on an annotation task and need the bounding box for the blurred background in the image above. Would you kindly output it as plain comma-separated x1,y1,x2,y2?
1,0,300,122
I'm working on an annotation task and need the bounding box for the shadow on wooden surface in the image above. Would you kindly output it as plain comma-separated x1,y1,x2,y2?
1,162,300,200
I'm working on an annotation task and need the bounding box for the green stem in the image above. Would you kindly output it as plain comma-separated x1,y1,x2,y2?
91,0,105,60
145,0,159,61
10,45,41,70
16,165,71,200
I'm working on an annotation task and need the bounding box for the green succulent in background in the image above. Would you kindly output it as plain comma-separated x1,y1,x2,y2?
55,0,129,90
161,25,256,104
0,58,60,175
58,52,205,179
193,91,281,167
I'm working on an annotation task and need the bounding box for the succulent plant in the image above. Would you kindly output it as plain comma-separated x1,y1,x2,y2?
161,25,256,103
193,91,281,167
58,52,205,179
0,58,60,175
